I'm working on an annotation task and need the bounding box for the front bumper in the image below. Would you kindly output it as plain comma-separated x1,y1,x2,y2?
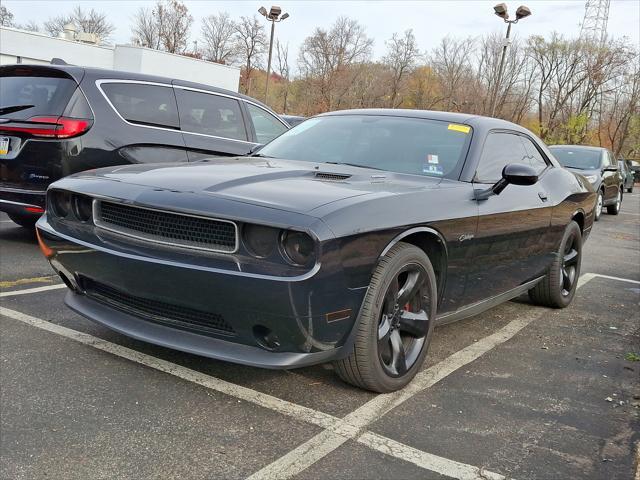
37,219,367,369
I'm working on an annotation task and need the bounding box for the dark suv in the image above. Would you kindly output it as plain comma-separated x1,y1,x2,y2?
0,64,289,227
549,145,624,221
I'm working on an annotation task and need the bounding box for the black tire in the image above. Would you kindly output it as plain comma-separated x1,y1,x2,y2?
627,185,634,193
606,188,622,215
529,221,582,308
333,243,437,393
8,213,38,229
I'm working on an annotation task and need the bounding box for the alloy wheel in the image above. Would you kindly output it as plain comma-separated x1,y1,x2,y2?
596,193,603,218
377,264,431,377
560,233,580,297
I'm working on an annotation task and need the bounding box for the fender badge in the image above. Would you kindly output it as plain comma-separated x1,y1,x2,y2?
458,233,474,242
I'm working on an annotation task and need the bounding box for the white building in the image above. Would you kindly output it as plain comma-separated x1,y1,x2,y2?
0,27,240,92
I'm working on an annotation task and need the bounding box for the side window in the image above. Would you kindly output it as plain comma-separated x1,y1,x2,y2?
175,89,247,141
246,103,287,144
519,136,548,174
101,83,179,129
475,132,528,183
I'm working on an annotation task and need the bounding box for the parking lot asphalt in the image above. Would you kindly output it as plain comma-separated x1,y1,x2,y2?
1,192,639,480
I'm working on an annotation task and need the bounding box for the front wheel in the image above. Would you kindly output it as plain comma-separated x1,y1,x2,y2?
606,189,622,215
333,243,437,392
529,221,582,308
627,185,634,193
594,191,603,221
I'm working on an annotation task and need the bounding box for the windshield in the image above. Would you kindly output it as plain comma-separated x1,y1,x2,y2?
550,147,602,170
257,115,472,178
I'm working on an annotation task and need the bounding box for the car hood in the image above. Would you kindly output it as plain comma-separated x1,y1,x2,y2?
563,166,599,177
76,157,442,214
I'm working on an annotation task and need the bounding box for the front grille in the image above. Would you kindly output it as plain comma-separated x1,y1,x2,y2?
314,172,351,181
83,278,235,336
96,200,237,253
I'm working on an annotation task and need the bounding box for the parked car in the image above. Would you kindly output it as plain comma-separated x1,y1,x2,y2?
280,115,306,127
37,109,595,392
618,158,634,193
549,145,624,221
0,64,289,227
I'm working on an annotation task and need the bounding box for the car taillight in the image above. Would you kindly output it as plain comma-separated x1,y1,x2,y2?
0,116,92,139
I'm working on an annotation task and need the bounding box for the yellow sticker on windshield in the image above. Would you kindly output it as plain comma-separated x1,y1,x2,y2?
448,124,471,134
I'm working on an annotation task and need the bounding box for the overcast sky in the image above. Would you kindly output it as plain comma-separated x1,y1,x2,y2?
5,0,640,61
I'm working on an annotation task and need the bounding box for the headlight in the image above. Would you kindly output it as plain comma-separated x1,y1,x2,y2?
243,224,280,258
49,190,71,218
584,174,598,183
72,195,93,222
281,231,316,266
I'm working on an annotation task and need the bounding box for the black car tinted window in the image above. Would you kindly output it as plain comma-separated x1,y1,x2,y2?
549,148,602,170
0,76,77,120
476,133,530,183
101,82,179,129
246,103,287,143
519,136,548,173
257,115,472,179
176,89,247,141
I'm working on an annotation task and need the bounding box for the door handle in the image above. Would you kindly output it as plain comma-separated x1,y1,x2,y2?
538,192,548,202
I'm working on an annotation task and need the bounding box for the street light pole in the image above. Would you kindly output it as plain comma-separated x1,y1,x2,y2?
259,6,289,105
490,3,531,118
265,20,276,103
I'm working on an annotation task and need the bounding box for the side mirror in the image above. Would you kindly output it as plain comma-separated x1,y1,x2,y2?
475,163,538,200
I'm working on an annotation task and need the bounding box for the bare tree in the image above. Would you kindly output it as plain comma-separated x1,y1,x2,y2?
234,15,266,95
131,7,160,49
430,36,476,112
275,40,291,112
44,6,115,42
201,12,237,64
131,0,192,54
15,20,41,32
382,29,420,108
0,5,14,27
156,0,193,53
298,16,373,110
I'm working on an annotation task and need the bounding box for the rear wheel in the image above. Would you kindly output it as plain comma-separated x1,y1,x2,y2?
8,213,38,229
594,191,603,221
607,189,622,215
333,243,437,393
529,221,582,308
627,186,633,193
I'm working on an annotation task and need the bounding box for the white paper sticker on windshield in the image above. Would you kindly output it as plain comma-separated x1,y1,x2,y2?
427,154,439,164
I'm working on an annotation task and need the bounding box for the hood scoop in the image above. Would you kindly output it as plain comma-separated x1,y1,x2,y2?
314,172,352,182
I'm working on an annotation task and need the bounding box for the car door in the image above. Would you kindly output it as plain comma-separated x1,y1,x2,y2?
244,102,289,145
173,87,256,160
96,80,188,164
465,131,553,304
600,150,619,203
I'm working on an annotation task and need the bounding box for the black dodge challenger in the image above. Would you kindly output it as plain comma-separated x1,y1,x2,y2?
36,109,596,392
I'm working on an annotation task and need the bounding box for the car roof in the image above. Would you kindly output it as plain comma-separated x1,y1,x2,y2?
317,108,529,131
2,64,275,112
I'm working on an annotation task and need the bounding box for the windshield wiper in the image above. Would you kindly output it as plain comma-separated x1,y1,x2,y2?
324,161,383,171
562,165,587,170
252,153,274,158
0,104,35,116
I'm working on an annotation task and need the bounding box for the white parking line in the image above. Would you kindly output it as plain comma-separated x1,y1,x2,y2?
593,273,640,285
248,274,599,480
0,284,66,297
0,272,602,480
359,432,506,480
